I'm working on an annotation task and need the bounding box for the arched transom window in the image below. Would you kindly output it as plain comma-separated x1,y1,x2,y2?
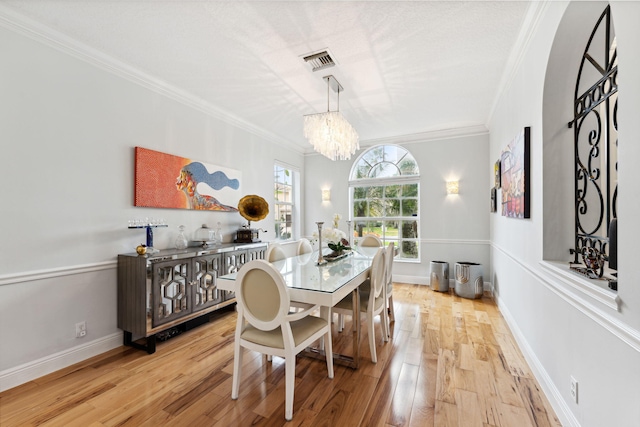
349,145,420,260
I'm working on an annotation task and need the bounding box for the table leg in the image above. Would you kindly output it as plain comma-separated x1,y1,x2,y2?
351,287,360,369
304,290,361,369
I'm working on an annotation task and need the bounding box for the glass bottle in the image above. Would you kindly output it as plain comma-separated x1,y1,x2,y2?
175,225,188,250
216,222,223,244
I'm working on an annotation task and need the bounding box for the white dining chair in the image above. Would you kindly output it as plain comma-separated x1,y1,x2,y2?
385,242,395,327
266,242,287,262
332,247,387,363
231,259,334,421
297,238,313,255
359,234,382,248
337,233,384,330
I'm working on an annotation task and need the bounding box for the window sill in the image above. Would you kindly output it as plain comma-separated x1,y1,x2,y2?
395,257,421,264
539,260,620,312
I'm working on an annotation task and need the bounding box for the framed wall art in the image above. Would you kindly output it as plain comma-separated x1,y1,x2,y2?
494,159,501,188
500,127,531,219
134,147,241,211
490,187,497,213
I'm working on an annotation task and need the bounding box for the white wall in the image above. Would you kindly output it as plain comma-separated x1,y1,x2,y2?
0,21,303,389
489,2,640,426
304,131,490,285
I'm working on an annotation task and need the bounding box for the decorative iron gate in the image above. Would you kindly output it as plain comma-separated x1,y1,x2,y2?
569,5,618,282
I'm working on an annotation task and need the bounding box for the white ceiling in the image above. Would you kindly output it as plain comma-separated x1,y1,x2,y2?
1,1,534,153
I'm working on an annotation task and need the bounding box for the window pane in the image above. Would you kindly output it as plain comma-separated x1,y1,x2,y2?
383,221,399,238
355,165,369,179
353,187,367,199
402,184,418,197
367,186,384,198
401,221,418,238
401,241,419,258
274,166,283,184
402,199,418,216
283,168,292,185
370,162,399,178
363,147,384,165
385,185,400,197
275,185,287,202
399,159,418,175
353,200,368,217
385,198,401,216
368,199,384,217
360,221,382,236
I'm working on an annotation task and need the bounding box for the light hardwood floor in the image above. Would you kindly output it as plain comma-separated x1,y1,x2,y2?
0,283,561,426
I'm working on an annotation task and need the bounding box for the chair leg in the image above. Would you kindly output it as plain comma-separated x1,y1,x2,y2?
382,307,390,342
231,343,243,399
368,312,377,363
388,295,395,322
266,354,273,362
321,307,334,379
338,313,344,332
325,331,334,379
284,356,296,421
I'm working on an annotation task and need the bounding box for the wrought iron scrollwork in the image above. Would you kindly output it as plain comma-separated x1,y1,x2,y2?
569,6,618,281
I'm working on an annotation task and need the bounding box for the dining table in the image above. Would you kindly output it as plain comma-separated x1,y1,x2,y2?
218,247,380,369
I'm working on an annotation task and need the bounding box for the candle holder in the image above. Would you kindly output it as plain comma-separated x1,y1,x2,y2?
346,220,352,248
316,221,327,265
128,218,168,248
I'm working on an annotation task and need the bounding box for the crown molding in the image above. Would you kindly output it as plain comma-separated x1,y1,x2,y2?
0,5,304,155
362,124,489,147
487,0,551,125
303,124,489,157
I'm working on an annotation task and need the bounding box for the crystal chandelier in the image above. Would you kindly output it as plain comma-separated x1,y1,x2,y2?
304,75,359,161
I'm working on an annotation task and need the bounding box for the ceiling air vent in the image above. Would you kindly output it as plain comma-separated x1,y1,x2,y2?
303,50,336,72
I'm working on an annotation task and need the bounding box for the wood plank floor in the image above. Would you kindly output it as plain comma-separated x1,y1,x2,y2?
0,283,561,426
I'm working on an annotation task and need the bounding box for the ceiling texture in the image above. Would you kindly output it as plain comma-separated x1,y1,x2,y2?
1,1,535,154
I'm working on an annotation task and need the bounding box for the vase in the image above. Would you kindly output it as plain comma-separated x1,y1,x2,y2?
175,225,188,250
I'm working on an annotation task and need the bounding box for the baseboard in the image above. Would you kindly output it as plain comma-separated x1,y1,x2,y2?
495,296,579,427
0,332,122,392
394,274,429,285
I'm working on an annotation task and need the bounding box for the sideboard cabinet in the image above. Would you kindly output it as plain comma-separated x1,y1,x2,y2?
118,242,267,353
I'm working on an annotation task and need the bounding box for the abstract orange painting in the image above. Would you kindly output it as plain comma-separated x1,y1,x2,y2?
134,147,240,211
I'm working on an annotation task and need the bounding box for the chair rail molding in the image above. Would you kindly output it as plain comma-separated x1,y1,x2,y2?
492,242,640,354
0,261,116,286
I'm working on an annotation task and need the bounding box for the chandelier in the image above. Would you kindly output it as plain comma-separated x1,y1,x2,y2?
303,75,359,161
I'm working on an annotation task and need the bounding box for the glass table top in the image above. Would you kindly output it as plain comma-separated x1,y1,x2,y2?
219,248,381,294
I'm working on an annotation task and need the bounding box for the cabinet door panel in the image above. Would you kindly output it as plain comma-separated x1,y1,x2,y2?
224,251,248,299
247,246,267,262
151,259,190,327
192,254,224,311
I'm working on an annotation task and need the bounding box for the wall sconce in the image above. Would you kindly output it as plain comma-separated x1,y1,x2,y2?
446,181,459,195
322,189,331,202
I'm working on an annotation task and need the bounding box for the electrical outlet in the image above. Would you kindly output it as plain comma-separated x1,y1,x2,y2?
570,376,578,404
75,321,87,338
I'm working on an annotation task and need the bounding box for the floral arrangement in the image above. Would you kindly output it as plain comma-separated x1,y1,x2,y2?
322,227,351,253
311,214,351,254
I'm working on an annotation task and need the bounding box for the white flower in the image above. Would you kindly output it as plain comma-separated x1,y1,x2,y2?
322,227,346,244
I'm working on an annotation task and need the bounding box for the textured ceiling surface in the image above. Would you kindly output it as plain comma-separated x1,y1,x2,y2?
2,1,532,152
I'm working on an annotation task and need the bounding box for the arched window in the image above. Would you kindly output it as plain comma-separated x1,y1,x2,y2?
349,145,420,260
